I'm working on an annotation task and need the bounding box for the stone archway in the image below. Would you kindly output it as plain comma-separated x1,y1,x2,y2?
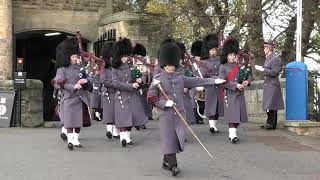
14,30,90,122
13,9,99,42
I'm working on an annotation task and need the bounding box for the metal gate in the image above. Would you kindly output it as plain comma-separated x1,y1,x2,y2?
93,29,116,57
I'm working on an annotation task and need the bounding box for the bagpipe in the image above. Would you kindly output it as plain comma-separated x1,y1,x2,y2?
75,31,106,77
182,52,210,78
128,55,155,77
128,55,155,90
237,50,254,83
219,34,254,83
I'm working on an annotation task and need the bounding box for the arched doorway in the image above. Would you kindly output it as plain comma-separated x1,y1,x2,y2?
15,30,90,121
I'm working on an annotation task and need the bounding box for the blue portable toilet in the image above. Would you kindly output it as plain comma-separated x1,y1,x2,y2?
285,61,308,120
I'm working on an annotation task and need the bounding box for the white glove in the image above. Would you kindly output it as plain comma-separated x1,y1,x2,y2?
165,100,174,107
255,65,265,72
196,87,204,91
214,78,226,84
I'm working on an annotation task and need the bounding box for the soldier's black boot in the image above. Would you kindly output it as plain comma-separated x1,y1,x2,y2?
67,133,74,150
120,132,127,147
163,154,180,176
231,137,240,144
171,166,181,176
60,133,67,141
162,161,170,170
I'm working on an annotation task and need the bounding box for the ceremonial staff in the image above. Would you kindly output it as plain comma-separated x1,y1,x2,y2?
152,79,214,159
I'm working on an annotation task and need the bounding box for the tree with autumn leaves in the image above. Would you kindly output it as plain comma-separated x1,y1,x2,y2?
113,0,320,79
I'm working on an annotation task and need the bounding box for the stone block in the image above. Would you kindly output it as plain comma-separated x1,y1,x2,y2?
244,90,257,102
43,121,60,128
257,89,264,102
284,120,320,136
20,79,44,127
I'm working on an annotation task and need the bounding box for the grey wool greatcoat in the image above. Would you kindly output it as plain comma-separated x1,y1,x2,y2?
92,68,116,124
147,71,216,155
140,73,153,118
202,57,224,117
112,64,147,128
178,67,196,125
262,54,284,110
90,74,101,109
219,63,250,124
52,67,66,125
57,64,91,128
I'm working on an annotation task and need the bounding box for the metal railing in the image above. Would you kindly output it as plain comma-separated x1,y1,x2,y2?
93,29,116,57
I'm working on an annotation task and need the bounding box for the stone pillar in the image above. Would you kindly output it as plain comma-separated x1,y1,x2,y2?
0,0,12,80
21,80,44,127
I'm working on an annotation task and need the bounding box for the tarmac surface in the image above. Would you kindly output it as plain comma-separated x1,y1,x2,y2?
0,120,320,180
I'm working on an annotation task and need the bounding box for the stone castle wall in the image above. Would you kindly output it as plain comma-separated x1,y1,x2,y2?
12,0,107,12
0,0,12,80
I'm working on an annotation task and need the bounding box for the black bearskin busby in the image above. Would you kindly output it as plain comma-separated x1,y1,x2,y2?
55,38,79,68
191,40,202,57
112,38,133,68
201,33,219,60
157,38,176,59
176,41,186,60
133,43,147,57
159,39,181,68
100,40,114,68
220,38,239,64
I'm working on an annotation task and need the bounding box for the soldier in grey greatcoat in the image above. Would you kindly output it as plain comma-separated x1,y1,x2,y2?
55,38,92,150
219,39,251,144
133,43,153,125
147,39,225,176
92,40,119,139
90,78,102,121
201,34,224,133
190,40,206,124
112,38,147,147
255,42,284,130
177,41,196,125
52,67,67,141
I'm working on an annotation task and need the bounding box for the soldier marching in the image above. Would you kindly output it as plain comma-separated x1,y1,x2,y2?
51,32,283,177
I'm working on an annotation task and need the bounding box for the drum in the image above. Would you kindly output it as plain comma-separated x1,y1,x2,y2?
195,90,205,101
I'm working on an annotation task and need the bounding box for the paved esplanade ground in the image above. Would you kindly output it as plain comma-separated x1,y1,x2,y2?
0,120,320,180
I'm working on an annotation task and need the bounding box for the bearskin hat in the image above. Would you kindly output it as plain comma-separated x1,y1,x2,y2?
157,38,176,59
220,38,239,64
159,39,181,68
191,40,202,57
55,38,79,68
112,38,133,68
133,43,147,56
201,33,219,59
100,40,114,68
176,41,186,60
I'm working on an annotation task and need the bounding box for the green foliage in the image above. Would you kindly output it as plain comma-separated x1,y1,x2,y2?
114,0,320,67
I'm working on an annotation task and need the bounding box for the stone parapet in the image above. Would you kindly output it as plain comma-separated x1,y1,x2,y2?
245,79,286,125
99,11,172,58
245,78,314,127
